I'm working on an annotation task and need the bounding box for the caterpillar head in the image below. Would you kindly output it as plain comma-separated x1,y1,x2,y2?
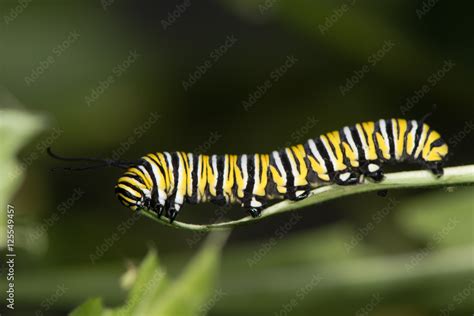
115,167,153,211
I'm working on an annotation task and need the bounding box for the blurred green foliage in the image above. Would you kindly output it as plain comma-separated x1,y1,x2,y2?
0,0,473,315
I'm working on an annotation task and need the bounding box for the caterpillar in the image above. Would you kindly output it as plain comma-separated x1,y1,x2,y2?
49,118,448,223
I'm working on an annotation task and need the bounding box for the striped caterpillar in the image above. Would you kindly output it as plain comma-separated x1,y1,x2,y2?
48,118,448,223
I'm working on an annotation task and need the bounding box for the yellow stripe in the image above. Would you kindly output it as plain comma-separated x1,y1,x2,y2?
415,124,430,158
327,131,347,170
291,145,308,185
177,152,187,198
117,183,141,198
143,157,167,190
117,193,134,205
426,143,448,161
396,119,407,159
269,165,286,193
422,130,441,159
342,142,360,166
375,133,390,159
254,154,269,196
307,156,329,181
156,153,170,187
205,155,216,197
119,177,147,191
224,155,234,199
198,155,207,200
129,167,152,189
362,122,377,160
234,156,245,198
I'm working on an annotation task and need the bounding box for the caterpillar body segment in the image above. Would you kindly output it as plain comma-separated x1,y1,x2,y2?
115,118,448,222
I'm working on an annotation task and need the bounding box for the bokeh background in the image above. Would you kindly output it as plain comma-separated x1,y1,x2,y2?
1,0,473,315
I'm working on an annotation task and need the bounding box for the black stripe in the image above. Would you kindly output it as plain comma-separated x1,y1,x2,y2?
315,137,334,176
373,121,385,161
402,120,412,160
115,186,139,200
215,154,224,200
347,125,366,166
243,155,255,203
141,159,159,204
125,173,145,185
386,119,396,160
170,152,180,197
279,149,295,191
190,153,198,203
148,154,167,187
302,142,319,183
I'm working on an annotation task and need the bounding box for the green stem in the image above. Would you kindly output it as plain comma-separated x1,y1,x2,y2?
140,164,474,232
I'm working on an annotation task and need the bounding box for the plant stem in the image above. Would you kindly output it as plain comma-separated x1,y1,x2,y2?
140,164,474,232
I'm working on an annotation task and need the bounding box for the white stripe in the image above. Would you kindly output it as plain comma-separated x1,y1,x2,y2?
187,153,193,197
272,151,287,184
285,148,299,181
241,155,248,190
391,119,401,160
252,154,260,195
142,158,166,205
343,127,359,160
223,155,229,200
414,125,428,159
197,155,202,201
212,155,218,192
307,139,328,173
137,165,153,200
320,136,339,170
355,124,369,160
379,120,391,155
175,154,184,204
164,152,174,189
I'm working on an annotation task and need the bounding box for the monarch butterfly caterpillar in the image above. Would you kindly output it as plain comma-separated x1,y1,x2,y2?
49,118,448,223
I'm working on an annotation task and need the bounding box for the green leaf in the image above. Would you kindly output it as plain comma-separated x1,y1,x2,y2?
144,232,228,316
114,249,168,316
0,109,46,249
71,232,228,316
69,298,104,316
397,187,474,247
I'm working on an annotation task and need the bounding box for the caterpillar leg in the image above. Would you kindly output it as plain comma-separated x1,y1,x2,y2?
287,186,311,201
361,161,384,182
335,170,360,185
426,162,444,177
244,197,265,218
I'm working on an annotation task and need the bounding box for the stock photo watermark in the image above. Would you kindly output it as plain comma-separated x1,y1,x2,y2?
247,213,302,268
400,59,455,115
339,40,395,96
439,279,474,316
242,54,298,111
3,0,33,25
344,197,400,253
85,50,140,107
182,35,238,91
416,0,441,19
27,188,85,245
161,0,192,30
89,212,142,264
5,204,16,310
34,284,68,316
278,116,319,151
108,112,161,161
24,31,81,86
199,288,227,315
8,127,64,180
405,217,460,272
274,273,324,316
318,0,357,35
355,292,383,316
